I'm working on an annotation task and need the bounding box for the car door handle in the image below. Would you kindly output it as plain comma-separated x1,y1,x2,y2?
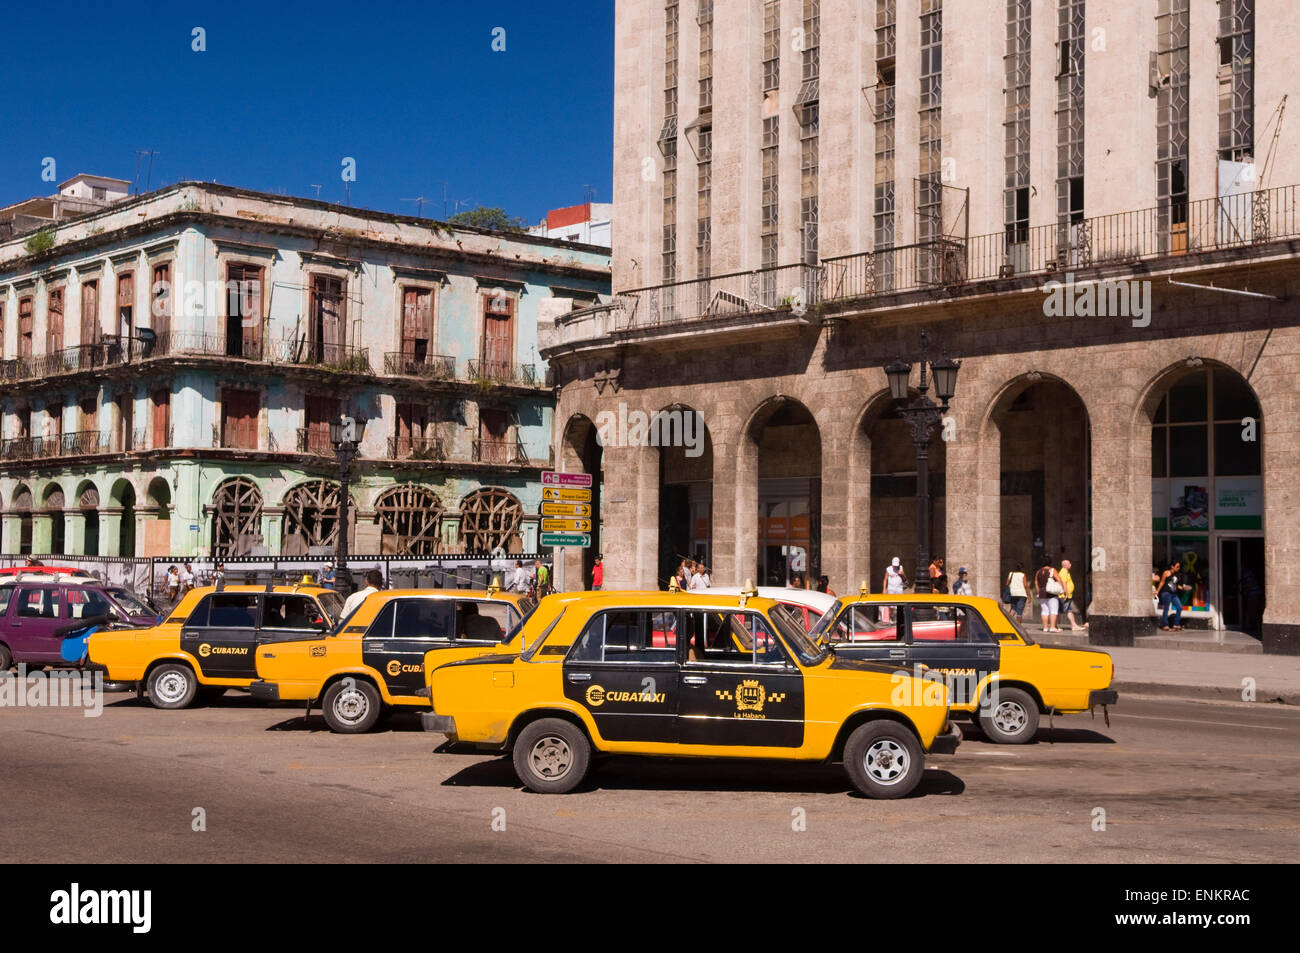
889,649,906,658
683,676,708,685
977,649,995,658
566,672,591,683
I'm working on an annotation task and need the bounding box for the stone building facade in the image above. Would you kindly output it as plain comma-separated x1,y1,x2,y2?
0,182,610,560
541,0,1300,653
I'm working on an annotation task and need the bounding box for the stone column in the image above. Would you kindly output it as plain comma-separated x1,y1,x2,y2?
101,507,123,558
31,511,53,554
66,510,87,555
600,442,658,590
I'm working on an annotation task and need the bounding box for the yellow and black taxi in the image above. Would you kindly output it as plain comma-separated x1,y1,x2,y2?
421,589,961,798
810,589,1118,743
86,585,344,709
248,588,537,733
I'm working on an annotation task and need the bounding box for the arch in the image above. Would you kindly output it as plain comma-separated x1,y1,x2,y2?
743,396,822,587
374,484,444,555
41,482,66,556
11,483,33,512
281,479,352,555
212,477,263,557
110,478,136,557
75,480,100,509
459,486,523,554
146,476,172,517
109,477,137,508
76,479,101,556
656,403,714,588
11,482,33,556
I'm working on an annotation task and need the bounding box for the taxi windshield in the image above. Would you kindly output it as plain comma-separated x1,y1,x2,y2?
809,599,845,642
505,598,539,642
770,604,828,665
316,590,346,626
107,587,154,616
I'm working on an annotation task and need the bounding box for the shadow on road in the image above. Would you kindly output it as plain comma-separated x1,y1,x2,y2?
264,711,428,733
957,722,1116,745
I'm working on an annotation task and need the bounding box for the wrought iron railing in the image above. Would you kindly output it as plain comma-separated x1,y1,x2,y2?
472,438,530,466
296,428,334,456
61,430,110,455
383,352,457,380
387,435,445,461
216,420,258,451
466,359,539,387
272,339,372,373
617,262,821,330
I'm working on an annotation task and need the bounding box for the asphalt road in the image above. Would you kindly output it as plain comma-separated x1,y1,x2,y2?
2,689,1297,863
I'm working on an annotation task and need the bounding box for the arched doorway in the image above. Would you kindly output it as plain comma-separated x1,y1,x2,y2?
144,477,172,556
459,487,523,554
560,415,603,589
657,405,713,588
864,389,948,594
211,477,263,556
77,482,100,556
1146,365,1262,634
42,484,66,555
750,399,821,587
375,484,444,554
111,479,136,557
12,484,33,555
281,479,350,556
989,378,1091,617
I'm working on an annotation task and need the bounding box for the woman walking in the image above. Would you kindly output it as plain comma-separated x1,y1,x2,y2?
1156,559,1189,631
1006,562,1029,624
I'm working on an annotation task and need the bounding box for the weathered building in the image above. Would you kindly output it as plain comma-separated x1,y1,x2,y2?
542,0,1300,652
0,182,610,559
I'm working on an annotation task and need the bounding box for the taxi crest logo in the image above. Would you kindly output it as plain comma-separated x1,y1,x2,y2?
737,679,766,712
386,660,403,677
585,684,606,707
198,643,211,658
584,684,665,707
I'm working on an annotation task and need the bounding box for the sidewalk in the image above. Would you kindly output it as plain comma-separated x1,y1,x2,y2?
1039,639,1300,705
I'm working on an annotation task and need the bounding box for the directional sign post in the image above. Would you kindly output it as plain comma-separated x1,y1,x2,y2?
540,473,595,549
541,501,592,517
540,533,591,547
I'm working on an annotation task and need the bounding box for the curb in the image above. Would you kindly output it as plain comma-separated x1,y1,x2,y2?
1113,679,1299,706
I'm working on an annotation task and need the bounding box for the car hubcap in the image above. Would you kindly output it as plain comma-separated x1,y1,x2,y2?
993,701,1028,734
156,671,187,702
530,735,573,780
864,739,910,784
335,689,369,724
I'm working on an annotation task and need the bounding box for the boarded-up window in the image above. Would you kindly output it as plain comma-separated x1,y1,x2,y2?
80,280,99,347
226,263,263,357
481,293,514,378
47,288,64,354
116,271,134,338
394,402,432,455
79,394,97,432
152,389,170,448
401,287,433,360
151,262,171,338
18,297,33,358
221,388,259,449
117,392,134,451
46,402,63,441
304,393,339,453
310,275,346,359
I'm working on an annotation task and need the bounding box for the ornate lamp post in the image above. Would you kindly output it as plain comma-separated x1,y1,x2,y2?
884,331,961,595
329,415,365,598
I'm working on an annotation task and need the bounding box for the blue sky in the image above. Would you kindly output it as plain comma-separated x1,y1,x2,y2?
1,1,614,224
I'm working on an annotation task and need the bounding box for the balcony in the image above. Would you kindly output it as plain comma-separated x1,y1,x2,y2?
0,430,109,462
272,339,372,373
387,435,445,461
296,428,334,457
215,421,258,451
467,359,540,388
472,437,530,466
383,352,457,380
617,262,823,331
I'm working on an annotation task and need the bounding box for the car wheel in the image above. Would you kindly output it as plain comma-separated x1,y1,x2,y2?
843,721,924,799
979,687,1040,744
512,719,591,794
0,644,11,671
321,678,382,733
147,663,198,709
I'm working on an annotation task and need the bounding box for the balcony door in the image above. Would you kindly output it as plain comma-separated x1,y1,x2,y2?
151,389,170,449
47,288,64,356
226,263,263,358
80,280,99,349
304,394,338,454
310,275,345,362
221,388,259,450
481,293,514,379
401,287,433,362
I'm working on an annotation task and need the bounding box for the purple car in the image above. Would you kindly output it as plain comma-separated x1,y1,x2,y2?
0,581,156,670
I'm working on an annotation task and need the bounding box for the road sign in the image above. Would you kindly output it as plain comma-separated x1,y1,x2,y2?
542,471,593,489
541,517,592,533
541,532,591,547
541,501,592,517
542,486,592,503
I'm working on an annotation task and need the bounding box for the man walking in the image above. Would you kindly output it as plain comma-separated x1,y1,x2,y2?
1058,558,1087,630
951,567,972,596
509,559,530,593
342,569,384,619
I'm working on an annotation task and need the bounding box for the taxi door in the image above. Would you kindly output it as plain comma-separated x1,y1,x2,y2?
823,602,910,667
563,608,680,743
361,597,457,700
676,609,804,748
906,603,1000,706
179,592,261,678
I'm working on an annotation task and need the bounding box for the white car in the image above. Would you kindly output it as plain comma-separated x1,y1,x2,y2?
703,586,838,632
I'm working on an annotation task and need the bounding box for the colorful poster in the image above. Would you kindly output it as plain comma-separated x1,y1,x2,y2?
1214,477,1263,530
1169,483,1209,531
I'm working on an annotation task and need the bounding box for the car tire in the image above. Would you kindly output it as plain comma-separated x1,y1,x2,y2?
512,718,591,794
978,687,1040,744
843,721,924,799
147,663,198,710
321,678,382,733
0,644,11,671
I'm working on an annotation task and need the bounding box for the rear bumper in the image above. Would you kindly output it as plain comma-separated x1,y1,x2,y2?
927,721,962,755
419,713,457,735
249,680,280,702
1089,689,1119,707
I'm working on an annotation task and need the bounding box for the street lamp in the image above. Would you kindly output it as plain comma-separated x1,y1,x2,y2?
329,414,365,598
885,331,960,594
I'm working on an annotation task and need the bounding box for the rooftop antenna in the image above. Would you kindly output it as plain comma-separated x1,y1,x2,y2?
135,150,159,194
583,184,596,203
439,181,450,218
309,184,323,200
402,196,429,217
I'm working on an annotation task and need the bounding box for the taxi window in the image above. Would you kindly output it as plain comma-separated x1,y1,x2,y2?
16,587,59,619
828,604,904,643
66,588,113,619
262,594,324,630
569,610,677,664
393,598,455,640
456,601,512,643
205,593,259,628
186,595,212,628
316,590,345,625
910,604,992,643
365,601,396,639
683,611,788,665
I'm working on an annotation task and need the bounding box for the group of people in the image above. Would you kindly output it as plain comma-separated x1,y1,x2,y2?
1003,557,1086,632
877,557,972,596
164,563,196,603
507,559,554,598
673,558,711,591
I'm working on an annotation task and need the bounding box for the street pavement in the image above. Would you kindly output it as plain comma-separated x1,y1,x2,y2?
2,689,1297,863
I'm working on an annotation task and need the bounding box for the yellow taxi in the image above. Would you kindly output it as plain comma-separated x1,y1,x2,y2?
86,585,344,709
810,589,1118,743
249,588,538,733
421,588,961,798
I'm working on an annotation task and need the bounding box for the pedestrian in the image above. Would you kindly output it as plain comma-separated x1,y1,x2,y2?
816,574,836,597
321,563,337,590
929,557,947,595
676,559,690,591
509,559,530,593
181,562,195,593
701,564,712,588
592,554,604,591
951,567,972,596
880,556,906,624
534,559,551,595
1058,558,1087,630
688,561,706,591
1034,556,1063,633
166,564,179,602
213,562,226,588
1155,559,1189,631
1005,562,1029,623
789,571,805,589
341,568,384,619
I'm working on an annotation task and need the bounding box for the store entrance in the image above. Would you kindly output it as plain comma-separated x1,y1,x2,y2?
1217,536,1265,636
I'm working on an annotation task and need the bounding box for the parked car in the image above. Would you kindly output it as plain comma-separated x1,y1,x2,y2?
250,587,541,733
86,585,345,708
422,589,960,798
0,580,153,670
810,591,1118,743
704,586,837,632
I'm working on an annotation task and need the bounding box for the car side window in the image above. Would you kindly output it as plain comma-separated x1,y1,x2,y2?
364,601,396,640
911,604,987,643
186,595,212,627
393,598,455,640
262,595,325,630
0,588,11,616
17,587,59,619
66,589,113,619
831,604,904,643
569,611,677,664
455,601,511,643
204,594,259,628
683,611,789,665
